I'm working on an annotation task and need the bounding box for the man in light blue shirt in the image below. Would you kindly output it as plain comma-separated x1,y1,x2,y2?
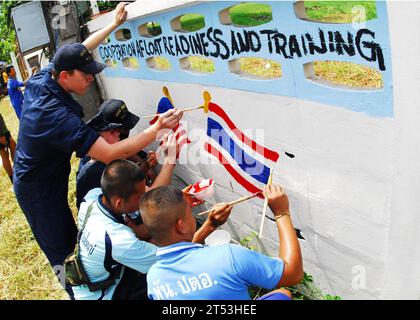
141,185,303,300
72,159,156,300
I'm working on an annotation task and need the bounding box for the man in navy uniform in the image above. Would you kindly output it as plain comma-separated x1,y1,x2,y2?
13,3,183,298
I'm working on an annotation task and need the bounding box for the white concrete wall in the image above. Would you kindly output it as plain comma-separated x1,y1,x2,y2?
382,0,420,300
87,1,420,299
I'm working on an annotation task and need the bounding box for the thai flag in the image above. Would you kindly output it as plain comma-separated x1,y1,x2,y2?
205,102,279,198
150,97,190,155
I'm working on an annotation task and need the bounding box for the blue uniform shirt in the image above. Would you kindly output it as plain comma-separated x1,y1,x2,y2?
7,78,24,119
13,63,99,184
147,242,284,300
76,158,106,209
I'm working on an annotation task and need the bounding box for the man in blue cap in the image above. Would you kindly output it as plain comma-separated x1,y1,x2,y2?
76,98,162,210
13,2,183,299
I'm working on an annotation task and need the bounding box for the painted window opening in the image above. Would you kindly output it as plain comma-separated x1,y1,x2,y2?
146,57,171,71
219,2,273,27
295,1,377,23
115,28,132,41
179,56,215,74
171,14,206,32
122,57,140,70
138,21,162,38
304,61,383,89
105,59,118,68
229,57,282,80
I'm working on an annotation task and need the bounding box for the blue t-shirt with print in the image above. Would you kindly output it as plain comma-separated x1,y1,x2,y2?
147,242,284,300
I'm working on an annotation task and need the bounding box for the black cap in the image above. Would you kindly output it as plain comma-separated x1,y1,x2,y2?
5,64,14,75
87,99,140,132
52,43,106,74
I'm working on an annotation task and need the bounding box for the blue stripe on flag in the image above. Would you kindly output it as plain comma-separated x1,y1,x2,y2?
207,117,270,184
157,97,174,113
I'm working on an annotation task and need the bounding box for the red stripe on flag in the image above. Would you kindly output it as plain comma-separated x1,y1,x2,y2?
208,102,279,162
205,142,264,198
175,129,186,141
149,116,159,125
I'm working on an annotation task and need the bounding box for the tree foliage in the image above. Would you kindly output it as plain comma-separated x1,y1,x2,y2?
0,1,27,63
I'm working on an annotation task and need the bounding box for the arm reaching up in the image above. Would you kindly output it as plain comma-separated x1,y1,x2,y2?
83,2,128,51
88,109,183,164
264,184,304,287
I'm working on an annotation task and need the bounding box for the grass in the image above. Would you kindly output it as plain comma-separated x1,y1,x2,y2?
105,59,118,68
187,56,215,73
0,97,74,299
304,1,377,23
123,57,140,70
237,58,282,79
180,14,206,32
314,61,383,89
178,3,379,87
230,3,272,27
153,57,171,71
146,22,162,37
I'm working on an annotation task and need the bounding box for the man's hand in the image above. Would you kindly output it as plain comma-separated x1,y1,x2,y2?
264,184,290,217
146,151,158,168
114,2,128,26
192,203,233,244
160,132,179,165
206,203,233,229
123,214,151,241
182,185,205,207
155,109,183,131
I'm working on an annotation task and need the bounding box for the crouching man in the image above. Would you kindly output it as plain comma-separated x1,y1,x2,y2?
68,158,233,300
140,184,303,300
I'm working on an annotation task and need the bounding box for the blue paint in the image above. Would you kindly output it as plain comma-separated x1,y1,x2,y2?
98,1,393,118
207,117,270,183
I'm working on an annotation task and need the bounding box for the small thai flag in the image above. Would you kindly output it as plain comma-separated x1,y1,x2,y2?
149,97,190,156
205,102,279,198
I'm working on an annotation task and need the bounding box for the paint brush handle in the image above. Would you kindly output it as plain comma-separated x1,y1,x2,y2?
258,169,274,239
143,106,203,119
197,192,261,216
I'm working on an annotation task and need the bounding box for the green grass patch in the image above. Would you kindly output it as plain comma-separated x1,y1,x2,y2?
314,61,383,89
180,14,205,32
154,57,171,71
304,1,377,23
105,59,118,68
238,58,282,79
230,2,273,27
187,56,215,73
146,22,162,37
0,98,76,299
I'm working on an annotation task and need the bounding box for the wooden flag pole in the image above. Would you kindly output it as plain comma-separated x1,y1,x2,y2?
143,105,204,119
143,90,211,120
197,192,261,216
258,168,274,239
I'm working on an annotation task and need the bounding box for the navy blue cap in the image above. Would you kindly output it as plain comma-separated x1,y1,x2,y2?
52,43,106,74
87,99,140,132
